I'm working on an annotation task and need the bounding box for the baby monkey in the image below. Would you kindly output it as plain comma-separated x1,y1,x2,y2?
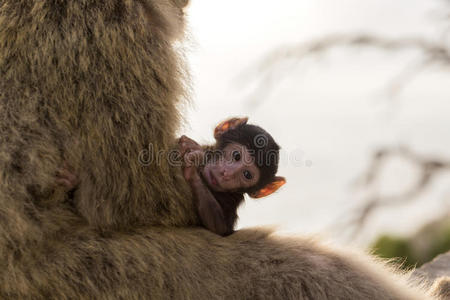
178,117,285,236
56,117,285,236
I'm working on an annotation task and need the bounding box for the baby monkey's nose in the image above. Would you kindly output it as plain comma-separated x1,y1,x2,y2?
220,169,233,181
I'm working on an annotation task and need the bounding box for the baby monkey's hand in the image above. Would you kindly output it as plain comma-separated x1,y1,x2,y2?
56,162,79,191
178,135,202,158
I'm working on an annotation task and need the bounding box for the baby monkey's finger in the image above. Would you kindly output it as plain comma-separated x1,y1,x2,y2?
178,135,188,144
57,168,72,179
56,167,79,190
56,178,72,190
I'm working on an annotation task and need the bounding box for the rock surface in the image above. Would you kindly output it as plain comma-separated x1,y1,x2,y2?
412,251,450,285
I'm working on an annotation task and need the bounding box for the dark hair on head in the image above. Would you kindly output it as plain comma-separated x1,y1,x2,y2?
217,123,280,194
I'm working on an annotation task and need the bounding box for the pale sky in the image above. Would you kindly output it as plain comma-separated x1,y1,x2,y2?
183,0,450,246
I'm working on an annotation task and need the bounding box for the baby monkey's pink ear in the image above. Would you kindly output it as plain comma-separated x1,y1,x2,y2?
249,176,286,199
214,117,248,140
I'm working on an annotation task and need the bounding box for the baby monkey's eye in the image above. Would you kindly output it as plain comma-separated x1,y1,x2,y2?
243,170,253,180
232,150,241,161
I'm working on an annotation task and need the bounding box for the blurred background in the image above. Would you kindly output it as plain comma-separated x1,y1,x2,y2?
183,0,450,268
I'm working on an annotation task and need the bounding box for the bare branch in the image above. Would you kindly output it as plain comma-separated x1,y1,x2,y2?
239,34,450,106
258,34,450,71
338,146,450,239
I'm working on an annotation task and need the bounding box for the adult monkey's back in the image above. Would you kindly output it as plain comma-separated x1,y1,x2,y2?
0,1,436,298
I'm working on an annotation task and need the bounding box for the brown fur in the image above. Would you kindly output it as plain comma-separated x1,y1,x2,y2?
1,226,433,299
432,277,450,299
0,0,197,233
0,0,438,298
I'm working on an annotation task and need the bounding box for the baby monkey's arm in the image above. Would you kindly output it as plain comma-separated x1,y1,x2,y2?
183,150,230,236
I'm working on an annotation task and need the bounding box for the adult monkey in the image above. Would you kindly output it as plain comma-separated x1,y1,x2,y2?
0,0,438,298
0,0,197,233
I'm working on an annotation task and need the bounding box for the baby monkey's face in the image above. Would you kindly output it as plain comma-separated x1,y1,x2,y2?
201,143,260,193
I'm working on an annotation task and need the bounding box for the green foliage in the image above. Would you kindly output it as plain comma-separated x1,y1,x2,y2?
371,224,450,269
371,235,416,269
429,226,450,260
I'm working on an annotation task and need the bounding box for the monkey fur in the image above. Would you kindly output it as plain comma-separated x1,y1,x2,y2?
0,0,197,233
0,0,443,298
431,277,450,299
